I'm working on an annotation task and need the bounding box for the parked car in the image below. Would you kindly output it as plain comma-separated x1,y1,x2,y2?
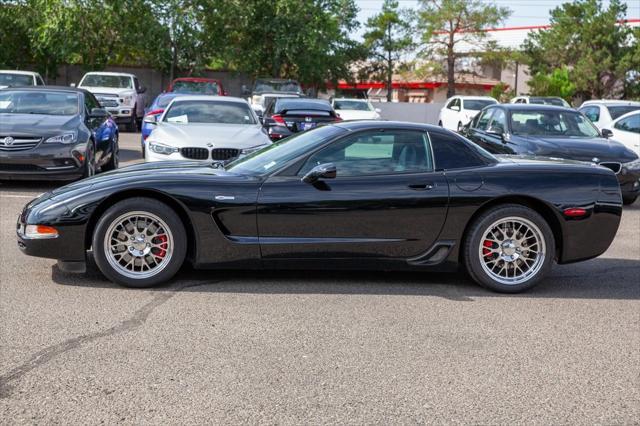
463,104,640,205
601,110,640,156
17,121,623,293
331,98,381,120
144,96,271,163
0,70,45,88
0,86,119,180
511,96,571,108
140,92,184,156
262,98,341,141
578,100,640,130
167,77,227,96
77,72,147,132
438,96,498,132
243,78,303,114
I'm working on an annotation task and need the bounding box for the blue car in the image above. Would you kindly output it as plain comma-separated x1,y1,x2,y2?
140,92,183,156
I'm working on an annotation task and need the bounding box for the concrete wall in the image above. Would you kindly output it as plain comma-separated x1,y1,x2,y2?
376,102,444,125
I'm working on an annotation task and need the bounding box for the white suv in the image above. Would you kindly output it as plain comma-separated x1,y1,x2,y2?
438,96,498,132
0,70,45,88
578,100,640,130
510,96,571,108
77,72,147,131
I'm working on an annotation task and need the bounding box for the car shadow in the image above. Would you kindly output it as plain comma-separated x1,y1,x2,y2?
51,256,640,302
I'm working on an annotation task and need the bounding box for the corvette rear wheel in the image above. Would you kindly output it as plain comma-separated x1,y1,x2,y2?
463,204,555,293
92,198,186,287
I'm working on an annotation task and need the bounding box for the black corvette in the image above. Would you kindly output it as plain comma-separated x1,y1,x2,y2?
0,86,119,180
463,104,640,204
17,121,623,293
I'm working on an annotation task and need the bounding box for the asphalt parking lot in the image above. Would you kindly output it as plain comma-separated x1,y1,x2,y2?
1,132,639,424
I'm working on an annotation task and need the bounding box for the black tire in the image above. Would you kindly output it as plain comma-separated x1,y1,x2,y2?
82,142,96,178
463,204,555,293
92,197,187,288
622,194,638,205
126,107,137,132
102,132,119,171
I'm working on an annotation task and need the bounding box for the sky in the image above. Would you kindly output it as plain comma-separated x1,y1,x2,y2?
354,0,640,38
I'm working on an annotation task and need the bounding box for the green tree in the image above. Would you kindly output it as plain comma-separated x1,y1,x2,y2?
417,0,511,97
522,0,637,99
361,0,414,102
527,67,576,102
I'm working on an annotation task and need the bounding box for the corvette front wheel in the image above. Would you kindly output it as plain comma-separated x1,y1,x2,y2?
463,204,555,293
92,198,186,288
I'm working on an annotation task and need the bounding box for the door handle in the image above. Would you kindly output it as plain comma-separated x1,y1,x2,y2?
408,182,434,190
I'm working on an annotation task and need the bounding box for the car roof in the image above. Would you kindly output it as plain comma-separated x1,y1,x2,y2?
167,95,248,104
255,78,298,83
172,77,222,83
495,104,576,112
332,120,443,133
82,72,136,78
611,109,640,122
0,70,39,76
450,96,496,100
581,100,640,106
333,98,369,102
0,85,87,95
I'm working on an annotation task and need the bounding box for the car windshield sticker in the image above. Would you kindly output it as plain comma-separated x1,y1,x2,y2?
167,114,188,123
263,160,277,170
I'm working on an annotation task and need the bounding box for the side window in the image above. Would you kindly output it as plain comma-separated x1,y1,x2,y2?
429,131,488,170
446,98,457,109
134,77,140,91
614,114,640,133
299,130,433,177
474,108,494,130
36,75,45,85
84,93,99,113
488,109,507,133
581,106,600,122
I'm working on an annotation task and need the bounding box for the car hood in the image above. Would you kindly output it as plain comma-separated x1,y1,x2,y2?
336,110,378,120
0,113,76,136
517,135,638,163
79,86,135,96
149,123,271,148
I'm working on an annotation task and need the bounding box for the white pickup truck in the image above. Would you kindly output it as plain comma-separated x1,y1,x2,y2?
0,70,45,88
77,72,147,131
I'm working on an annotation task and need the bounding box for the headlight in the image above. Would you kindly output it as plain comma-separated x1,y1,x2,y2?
45,132,76,144
622,158,640,173
148,142,179,155
121,95,134,105
241,144,269,155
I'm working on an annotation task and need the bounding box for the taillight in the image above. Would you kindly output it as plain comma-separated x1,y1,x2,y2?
271,114,286,125
145,109,164,117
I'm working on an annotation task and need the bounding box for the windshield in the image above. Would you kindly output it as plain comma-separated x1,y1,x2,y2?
607,105,640,120
530,97,567,107
227,125,345,176
510,110,600,137
333,100,373,111
0,74,33,87
163,100,256,124
253,80,301,94
0,90,79,115
172,80,219,95
463,99,497,111
81,74,132,89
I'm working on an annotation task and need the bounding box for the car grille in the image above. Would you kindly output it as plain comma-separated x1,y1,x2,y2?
180,147,209,160
0,136,41,152
95,94,119,108
599,162,622,174
211,148,240,161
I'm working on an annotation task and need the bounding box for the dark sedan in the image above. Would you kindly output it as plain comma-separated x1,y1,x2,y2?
262,98,341,141
0,86,119,180
18,121,622,293
464,104,640,204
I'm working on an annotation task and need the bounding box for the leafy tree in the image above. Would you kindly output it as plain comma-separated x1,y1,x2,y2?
489,82,513,103
527,67,576,102
522,0,637,99
417,0,511,97
361,0,414,102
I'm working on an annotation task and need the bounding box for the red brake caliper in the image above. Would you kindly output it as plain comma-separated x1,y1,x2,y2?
153,235,168,258
483,240,493,257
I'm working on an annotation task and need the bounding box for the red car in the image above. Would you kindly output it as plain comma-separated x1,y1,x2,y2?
167,77,227,96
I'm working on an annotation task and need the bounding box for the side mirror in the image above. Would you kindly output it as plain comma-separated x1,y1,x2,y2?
601,128,613,138
70,83,76,88
302,163,337,183
137,86,147,94
486,126,506,140
241,85,250,96
90,107,109,118
143,114,158,124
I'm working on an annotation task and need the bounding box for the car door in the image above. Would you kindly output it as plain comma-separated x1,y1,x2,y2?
84,93,110,161
257,129,449,260
478,108,513,154
466,108,498,151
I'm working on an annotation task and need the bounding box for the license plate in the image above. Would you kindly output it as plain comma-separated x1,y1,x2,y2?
300,122,316,131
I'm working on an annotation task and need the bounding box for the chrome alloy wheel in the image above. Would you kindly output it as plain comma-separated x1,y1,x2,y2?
478,216,546,285
103,211,174,279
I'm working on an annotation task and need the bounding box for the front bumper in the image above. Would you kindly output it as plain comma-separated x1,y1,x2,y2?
0,144,86,180
617,168,640,197
106,107,134,119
